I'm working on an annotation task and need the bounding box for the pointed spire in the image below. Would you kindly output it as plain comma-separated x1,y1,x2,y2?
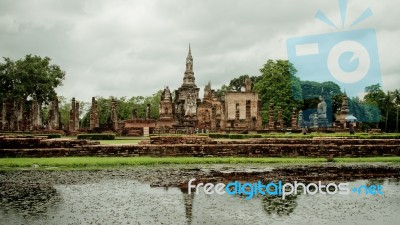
183,44,195,86
187,43,192,59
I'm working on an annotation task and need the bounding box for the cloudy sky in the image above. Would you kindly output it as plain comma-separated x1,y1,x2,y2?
0,0,398,102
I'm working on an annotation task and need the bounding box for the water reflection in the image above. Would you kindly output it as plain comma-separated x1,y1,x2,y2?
0,182,61,219
0,178,399,225
262,194,299,216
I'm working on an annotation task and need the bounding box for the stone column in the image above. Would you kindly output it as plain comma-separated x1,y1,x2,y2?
2,100,7,130
291,107,298,129
111,98,118,130
90,97,99,130
69,98,79,131
277,106,283,129
69,98,75,131
9,101,15,131
48,98,60,130
31,98,42,130
268,103,275,130
75,101,79,130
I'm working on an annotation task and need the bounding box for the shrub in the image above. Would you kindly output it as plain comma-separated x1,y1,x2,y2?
229,134,246,139
46,134,62,139
209,133,230,139
77,134,115,140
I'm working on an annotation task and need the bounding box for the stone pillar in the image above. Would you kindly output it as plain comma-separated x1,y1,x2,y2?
146,104,150,119
111,98,118,130
48,98,60,130
268,103,275,130
1,100,6,130
69,98,79,131
277,106,283,129
291,107,298,129
9,101,16,131
75,101,79,130
89,97,99,130
16,102,23,131
31,98,42,130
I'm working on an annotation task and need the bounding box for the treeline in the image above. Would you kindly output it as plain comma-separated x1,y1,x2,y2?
2,56,399,132
53,93,162,129
216,60,400,132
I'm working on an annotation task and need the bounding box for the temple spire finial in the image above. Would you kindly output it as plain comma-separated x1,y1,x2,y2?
187,43,192,59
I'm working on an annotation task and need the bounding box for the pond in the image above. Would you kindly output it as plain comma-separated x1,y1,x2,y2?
0,165,399,225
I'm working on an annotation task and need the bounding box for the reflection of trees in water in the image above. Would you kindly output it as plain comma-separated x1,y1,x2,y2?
366,179,385,186
262,194,299,216
0,182,61,218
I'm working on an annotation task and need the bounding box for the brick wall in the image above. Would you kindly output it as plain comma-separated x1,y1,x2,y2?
1,136,399,158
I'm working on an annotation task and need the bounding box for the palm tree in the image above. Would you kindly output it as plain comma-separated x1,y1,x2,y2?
382,91,395,132
394,89,400,133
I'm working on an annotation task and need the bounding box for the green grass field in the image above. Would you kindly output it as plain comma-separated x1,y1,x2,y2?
0,157,399,170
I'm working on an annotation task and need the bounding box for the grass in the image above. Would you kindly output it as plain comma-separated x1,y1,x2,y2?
0,157,399,170
333,157,400,163
98,139,142,145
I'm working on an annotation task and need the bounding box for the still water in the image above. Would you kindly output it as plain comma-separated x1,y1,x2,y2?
0,178,399,225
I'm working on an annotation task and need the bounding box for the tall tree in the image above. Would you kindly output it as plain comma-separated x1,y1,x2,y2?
253,59,303,125
0,55,65,104
394,89,400,132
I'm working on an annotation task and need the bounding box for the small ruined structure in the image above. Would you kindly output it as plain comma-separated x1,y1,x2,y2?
110,98,118,130
1,97,62,132
48,98,60,130
197,81,224,132
69,98,79,132
223,77,262,131
155,86,175,133
89,97,99,130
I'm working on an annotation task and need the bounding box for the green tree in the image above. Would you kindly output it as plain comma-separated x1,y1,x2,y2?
228,75,260,91
253,59,303,125
0,55,65,103
81,91,162,128
58,96,71,129
394,89,400,132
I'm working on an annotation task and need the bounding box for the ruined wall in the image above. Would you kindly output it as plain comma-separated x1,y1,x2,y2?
224,92,262,130
1,136,399,158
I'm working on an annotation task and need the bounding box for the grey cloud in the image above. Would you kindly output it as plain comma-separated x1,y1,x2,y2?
0,0,398,103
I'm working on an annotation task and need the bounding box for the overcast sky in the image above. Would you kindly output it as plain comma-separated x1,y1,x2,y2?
0,0,399,102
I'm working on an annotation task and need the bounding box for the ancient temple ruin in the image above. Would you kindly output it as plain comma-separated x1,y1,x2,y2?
173,44,201,131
